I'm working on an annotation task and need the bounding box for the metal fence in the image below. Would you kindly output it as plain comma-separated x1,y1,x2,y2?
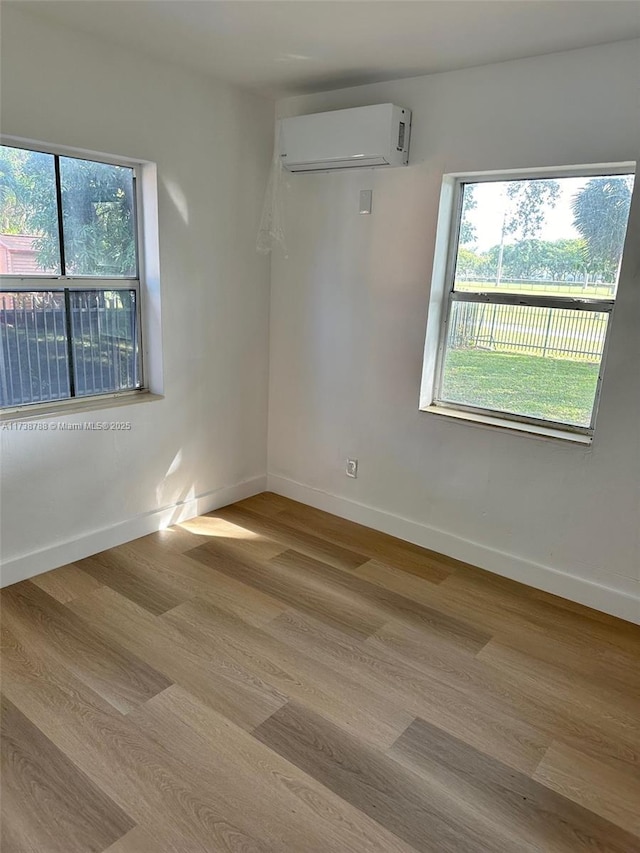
0,290,138,408
449,301,608,361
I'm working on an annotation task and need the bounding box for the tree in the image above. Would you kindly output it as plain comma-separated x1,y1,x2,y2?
543,239,587,282
0,146,33,235
504,179,561,240
0,146,135,276
571,176,633,283
455,247,482,279
459,184,477,246
495,179,560,284
498,238,588,282
502,239,545,279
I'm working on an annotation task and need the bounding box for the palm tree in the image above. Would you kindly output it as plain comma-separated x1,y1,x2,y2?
571,176,633,284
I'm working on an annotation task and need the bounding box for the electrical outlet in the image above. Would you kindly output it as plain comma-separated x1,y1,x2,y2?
346,458,358,478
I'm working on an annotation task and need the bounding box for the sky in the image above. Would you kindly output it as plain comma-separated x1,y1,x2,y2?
465,176,593,252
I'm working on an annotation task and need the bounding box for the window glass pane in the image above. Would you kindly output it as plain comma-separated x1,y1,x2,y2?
0,146,61,275
69,290,139,397
454,175,634,298
440,301,608,427
0,291,70,406
60,157,137,277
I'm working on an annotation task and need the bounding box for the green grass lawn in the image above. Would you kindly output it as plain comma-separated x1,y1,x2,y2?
441,349,600,427
455,280,616,299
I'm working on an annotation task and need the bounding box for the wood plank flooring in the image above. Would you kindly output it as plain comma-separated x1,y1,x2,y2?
2,492,640,853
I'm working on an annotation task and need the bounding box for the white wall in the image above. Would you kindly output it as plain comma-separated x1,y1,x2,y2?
0,7,273,582
270,40,640,622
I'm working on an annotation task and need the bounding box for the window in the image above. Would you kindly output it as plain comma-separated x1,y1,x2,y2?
0,143,144,411
420,166,635,439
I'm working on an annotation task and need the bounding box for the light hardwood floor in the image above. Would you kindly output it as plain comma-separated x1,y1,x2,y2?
2,492,640,852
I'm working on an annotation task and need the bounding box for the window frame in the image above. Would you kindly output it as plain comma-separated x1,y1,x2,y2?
420,163,636,442
0,137,149,415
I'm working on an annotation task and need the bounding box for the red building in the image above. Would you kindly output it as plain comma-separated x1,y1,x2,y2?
0,234,40,275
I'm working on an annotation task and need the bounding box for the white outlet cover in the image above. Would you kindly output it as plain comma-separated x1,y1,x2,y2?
359,190,372,215
346,458,358,478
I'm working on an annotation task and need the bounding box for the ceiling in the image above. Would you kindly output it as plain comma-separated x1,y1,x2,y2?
13,1,640,98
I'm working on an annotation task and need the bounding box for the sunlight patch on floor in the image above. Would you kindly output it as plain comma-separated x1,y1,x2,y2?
177,516,263,541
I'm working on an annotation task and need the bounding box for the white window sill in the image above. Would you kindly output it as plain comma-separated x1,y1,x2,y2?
421,404,592,445
0,390,164,423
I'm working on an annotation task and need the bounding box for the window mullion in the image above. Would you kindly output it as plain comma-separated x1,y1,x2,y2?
0,278,64,292
53,155,67,276
58,278,140,290
62,287,76,398
450,291,614,313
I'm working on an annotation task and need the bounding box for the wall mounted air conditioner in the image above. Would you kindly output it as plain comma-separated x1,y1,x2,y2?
279,104,411,172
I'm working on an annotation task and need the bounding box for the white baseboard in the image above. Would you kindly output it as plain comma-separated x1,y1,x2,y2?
0,476,267,588
267,474,640,626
